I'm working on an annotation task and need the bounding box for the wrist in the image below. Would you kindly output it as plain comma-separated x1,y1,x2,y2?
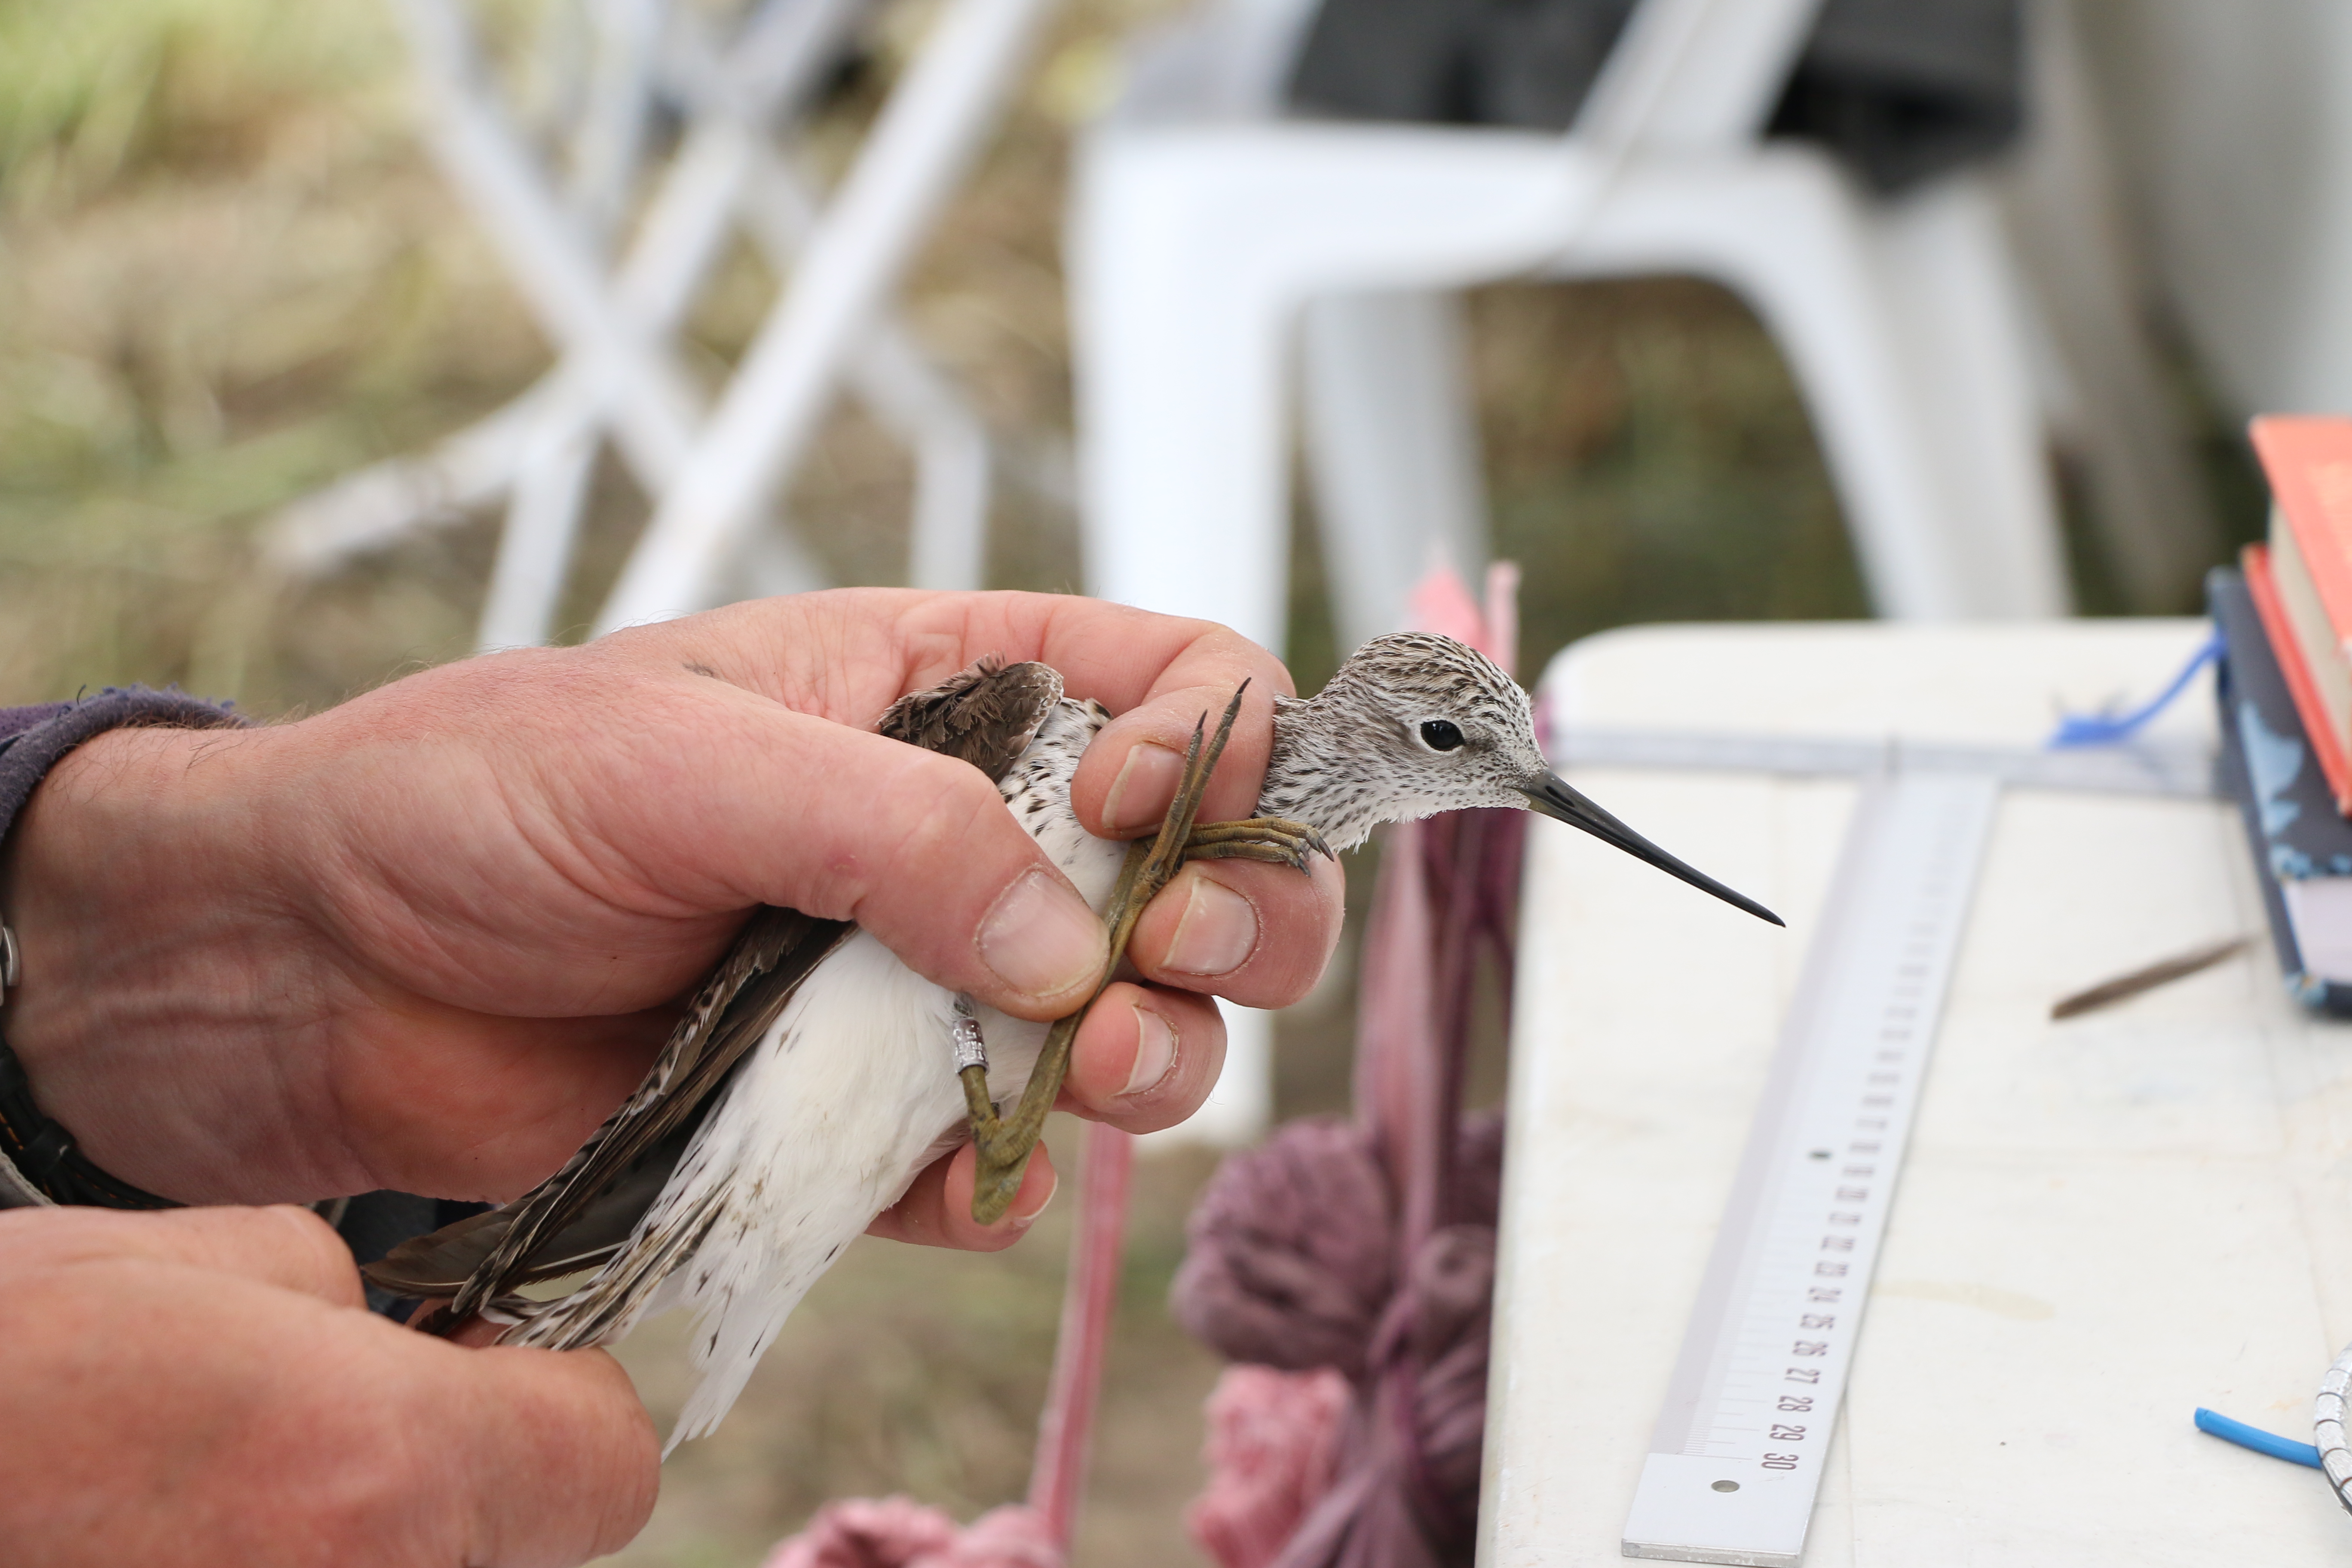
0,725,314,1202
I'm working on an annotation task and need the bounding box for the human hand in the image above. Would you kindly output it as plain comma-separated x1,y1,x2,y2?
0,590,1344,1243
0,1203,656,1567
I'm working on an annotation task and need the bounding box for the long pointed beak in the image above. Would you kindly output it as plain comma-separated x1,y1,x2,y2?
1518,772,1784,927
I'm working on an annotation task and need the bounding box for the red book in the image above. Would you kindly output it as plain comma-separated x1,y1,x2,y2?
2249,416,2352,813
2246,544,2352,813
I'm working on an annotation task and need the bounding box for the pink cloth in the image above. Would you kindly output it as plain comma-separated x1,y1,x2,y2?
1168,1118,1392,1377
1404,563,1517,678
761,1498,1063,1568
1186,1366,1353,1568
1172,1114,1506,1568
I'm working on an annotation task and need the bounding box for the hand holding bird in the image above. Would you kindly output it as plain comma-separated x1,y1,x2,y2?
0,590,1337,1222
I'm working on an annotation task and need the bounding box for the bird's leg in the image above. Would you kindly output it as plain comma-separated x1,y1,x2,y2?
961,686,1250,1224
1180,817,1332,870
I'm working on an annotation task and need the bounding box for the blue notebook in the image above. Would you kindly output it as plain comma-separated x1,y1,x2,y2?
2212,564,2352,1015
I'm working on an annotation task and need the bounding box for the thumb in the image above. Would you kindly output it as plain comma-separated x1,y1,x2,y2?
447,1345,661,1567
569,677,1111,1021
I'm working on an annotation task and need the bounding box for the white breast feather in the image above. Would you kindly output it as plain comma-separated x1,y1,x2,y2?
550,699,1122,1447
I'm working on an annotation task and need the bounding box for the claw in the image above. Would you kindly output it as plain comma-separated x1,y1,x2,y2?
1186,816,1332,855
1181,815,1332,870
964,683,1253,1223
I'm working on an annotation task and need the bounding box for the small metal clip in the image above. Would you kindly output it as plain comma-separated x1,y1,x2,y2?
0,924,17,1005
950,995,988,1073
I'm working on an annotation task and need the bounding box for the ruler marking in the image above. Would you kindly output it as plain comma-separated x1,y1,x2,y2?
1621,772,1999,1567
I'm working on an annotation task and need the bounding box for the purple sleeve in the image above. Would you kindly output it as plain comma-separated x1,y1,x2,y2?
0,689,247,845
0,703,71,741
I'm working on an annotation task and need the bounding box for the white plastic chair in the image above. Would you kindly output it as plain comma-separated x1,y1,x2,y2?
1070,0,2085,655
1075,0,2230,1149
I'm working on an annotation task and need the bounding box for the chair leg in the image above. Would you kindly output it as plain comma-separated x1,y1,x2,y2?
1075,126,1585,653
395,0,706,493
1300,291,1492,651
1865,175,2074,618
480,424,600,650
1072,136,1299,652
885,343,996,594
1139,1002,1276,1153
739,151,996,593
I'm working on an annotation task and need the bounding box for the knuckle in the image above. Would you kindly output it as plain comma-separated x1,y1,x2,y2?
255,1204,369,1306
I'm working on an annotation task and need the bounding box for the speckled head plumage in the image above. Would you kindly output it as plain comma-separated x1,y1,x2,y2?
1261,632,1547,849
1265,632,1781,925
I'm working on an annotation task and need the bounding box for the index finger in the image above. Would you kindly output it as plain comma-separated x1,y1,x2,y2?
1006,597,1295,837
626,590,1298,835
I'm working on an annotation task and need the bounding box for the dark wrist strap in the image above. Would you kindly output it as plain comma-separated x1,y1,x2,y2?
0,929,178,1210
0,1032,180,1209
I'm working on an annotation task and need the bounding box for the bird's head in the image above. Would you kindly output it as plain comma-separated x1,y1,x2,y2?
1288,632,1781,925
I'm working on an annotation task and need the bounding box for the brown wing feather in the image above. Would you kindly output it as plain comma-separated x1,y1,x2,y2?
876,658,1063,779
364,658,1069,1315
368,907,848,1307
360,1206,514,1297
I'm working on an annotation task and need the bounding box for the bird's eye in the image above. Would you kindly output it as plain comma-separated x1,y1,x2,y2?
1419,720,1466,752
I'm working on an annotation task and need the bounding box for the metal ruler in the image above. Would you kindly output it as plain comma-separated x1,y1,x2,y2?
1621,770,2002,1567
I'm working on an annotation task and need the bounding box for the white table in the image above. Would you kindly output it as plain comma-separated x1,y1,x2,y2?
1482,619,2352,1565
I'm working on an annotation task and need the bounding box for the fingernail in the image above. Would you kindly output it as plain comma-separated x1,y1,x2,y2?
1124,1004,1179,1096
978,870,1107,1004
1010,1161,1058,1228
1102,742,1185,833
1161,874,1259,977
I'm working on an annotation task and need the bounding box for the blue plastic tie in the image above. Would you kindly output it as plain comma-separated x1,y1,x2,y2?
2046,632,2223,749
2194,1406,2323,1468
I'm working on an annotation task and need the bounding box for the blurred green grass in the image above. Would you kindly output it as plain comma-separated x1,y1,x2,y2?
0,4,2252,1565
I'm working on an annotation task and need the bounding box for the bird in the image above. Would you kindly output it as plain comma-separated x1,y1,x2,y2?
365,631,1777,1444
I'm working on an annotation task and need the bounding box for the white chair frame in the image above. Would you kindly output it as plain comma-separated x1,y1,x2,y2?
266,0,1045,646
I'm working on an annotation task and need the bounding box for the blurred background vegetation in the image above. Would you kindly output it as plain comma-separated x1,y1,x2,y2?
0,1,2255,1563
0,0,1888,719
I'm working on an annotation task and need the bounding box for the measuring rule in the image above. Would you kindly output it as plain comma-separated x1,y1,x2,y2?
1621,769,2001,1567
